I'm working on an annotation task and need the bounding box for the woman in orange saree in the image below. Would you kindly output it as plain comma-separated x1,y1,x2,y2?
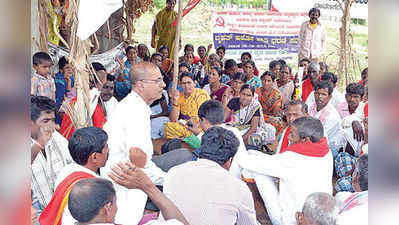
256,71,284,134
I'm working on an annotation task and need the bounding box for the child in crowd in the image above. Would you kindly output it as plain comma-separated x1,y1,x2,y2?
55,56,76,110
31,52,56,100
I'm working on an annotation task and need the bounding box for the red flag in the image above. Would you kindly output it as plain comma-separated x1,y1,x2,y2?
60,97,107,140
171,0,201,27
271,4,279,12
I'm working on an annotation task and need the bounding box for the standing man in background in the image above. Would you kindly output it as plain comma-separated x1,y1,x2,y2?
298,8,326,63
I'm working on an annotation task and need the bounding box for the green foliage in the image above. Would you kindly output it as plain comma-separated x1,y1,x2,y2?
351,18,367,25
153,0,165,9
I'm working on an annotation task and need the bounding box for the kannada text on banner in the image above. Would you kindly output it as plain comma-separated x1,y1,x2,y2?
212,11,308,69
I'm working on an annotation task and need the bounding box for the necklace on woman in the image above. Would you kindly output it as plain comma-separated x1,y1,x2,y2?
210,82,221,93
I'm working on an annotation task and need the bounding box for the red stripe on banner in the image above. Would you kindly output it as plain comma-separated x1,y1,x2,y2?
171,0,201,27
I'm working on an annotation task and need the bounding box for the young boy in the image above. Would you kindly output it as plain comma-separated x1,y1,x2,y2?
31,52,56,100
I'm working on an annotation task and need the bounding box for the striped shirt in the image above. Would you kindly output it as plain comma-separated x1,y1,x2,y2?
31,131,72,209
31,72,56,100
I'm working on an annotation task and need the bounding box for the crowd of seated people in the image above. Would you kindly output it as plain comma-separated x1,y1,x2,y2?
30,37,368,225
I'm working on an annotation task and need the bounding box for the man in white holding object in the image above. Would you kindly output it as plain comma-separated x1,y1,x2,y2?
101,62,192,225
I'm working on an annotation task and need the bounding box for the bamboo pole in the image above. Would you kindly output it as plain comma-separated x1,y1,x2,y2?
38,0,49,52
65,0,92,129
172,0,183,98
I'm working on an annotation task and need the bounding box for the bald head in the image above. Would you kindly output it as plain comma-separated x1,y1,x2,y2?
130,61,165,104
302,192,338,225
68,178,115,223
130,62,160,86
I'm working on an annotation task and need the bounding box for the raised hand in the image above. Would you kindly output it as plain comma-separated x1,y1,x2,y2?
109,161,153,190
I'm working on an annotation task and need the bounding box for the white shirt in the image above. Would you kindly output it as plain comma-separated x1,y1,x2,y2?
238,150,333,225
103,96,119,119
163,159,257,225
336,191,368,225
87,220,183,225
308,102,345,151
31,131,73,208
101,91,166,225
55,164,99,225
144,219,184,225
341,102,367,156
305,89,346,110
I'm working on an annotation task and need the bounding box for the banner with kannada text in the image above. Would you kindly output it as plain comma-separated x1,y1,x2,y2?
212,11,308,70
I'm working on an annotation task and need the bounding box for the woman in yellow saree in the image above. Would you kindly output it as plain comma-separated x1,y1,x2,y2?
164,72,210,147
151,0,177,59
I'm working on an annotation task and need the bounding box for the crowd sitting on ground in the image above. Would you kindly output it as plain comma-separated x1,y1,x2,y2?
30,7,368,225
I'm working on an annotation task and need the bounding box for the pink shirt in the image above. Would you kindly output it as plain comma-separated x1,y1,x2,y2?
31,73,56,100
163,159,258,225
298,21,327,60
336,102,350,119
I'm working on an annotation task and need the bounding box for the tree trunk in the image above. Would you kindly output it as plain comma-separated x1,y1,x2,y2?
338,0,353,87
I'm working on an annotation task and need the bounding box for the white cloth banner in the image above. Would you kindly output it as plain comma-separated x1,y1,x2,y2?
48,42,125,76
273,0,368,21
77,0,123,40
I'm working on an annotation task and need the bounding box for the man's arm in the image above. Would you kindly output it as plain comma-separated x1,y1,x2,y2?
109,162,189,225
237,150,289,178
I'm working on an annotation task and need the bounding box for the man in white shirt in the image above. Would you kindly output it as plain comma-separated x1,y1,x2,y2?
237,116,333,225
305,72,345,110
334,84,366,192
100,74,118,120
31,96,73,213
276,100,309,154
308,80,345,158
101,62,192,225
295,192,338,225
163,127,258,225
336,83,365,119
69,176,188,225
39,127,109,225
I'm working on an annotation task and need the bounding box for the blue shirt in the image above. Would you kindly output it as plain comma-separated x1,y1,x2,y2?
221,74,231,84
115,59,141,99
54,72,75,109
247,76,262,89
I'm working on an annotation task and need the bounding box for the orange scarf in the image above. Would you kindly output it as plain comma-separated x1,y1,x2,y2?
39,171,95,225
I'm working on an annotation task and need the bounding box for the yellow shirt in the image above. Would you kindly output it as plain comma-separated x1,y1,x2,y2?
309,22,318,30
